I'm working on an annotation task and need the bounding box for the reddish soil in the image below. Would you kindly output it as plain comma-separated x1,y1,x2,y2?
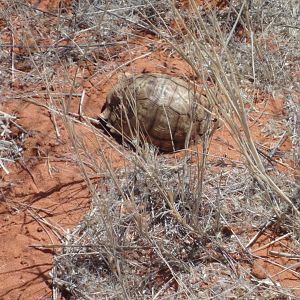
251,232,300,295
0,1,299,299
26,0,73,12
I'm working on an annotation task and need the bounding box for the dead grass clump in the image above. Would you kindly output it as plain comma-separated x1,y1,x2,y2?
0,111,25,174
51,143,299,299
285,93,300,174
72,0,172,32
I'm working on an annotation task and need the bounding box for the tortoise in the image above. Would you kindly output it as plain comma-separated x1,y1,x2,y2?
100,73,218,152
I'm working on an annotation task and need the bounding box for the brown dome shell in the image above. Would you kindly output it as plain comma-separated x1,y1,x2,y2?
100,73,217,152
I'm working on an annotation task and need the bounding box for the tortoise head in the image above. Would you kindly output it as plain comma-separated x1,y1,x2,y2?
100,101,111,120
100,88,129,135
100,86,122,120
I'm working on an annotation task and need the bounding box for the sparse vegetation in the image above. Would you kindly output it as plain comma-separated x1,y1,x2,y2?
0,111,24,174
1,0,299,299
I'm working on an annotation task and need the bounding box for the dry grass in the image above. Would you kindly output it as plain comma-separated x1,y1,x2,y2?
0,111,25,174
1,0,299,299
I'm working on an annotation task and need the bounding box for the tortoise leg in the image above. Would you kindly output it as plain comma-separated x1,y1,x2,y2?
100,107,111,120
107,124,118,134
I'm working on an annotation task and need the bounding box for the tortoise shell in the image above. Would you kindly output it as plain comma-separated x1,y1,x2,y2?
100,73,217,152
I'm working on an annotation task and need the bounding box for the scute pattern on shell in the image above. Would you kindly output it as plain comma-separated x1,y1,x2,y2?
101,73,217,152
